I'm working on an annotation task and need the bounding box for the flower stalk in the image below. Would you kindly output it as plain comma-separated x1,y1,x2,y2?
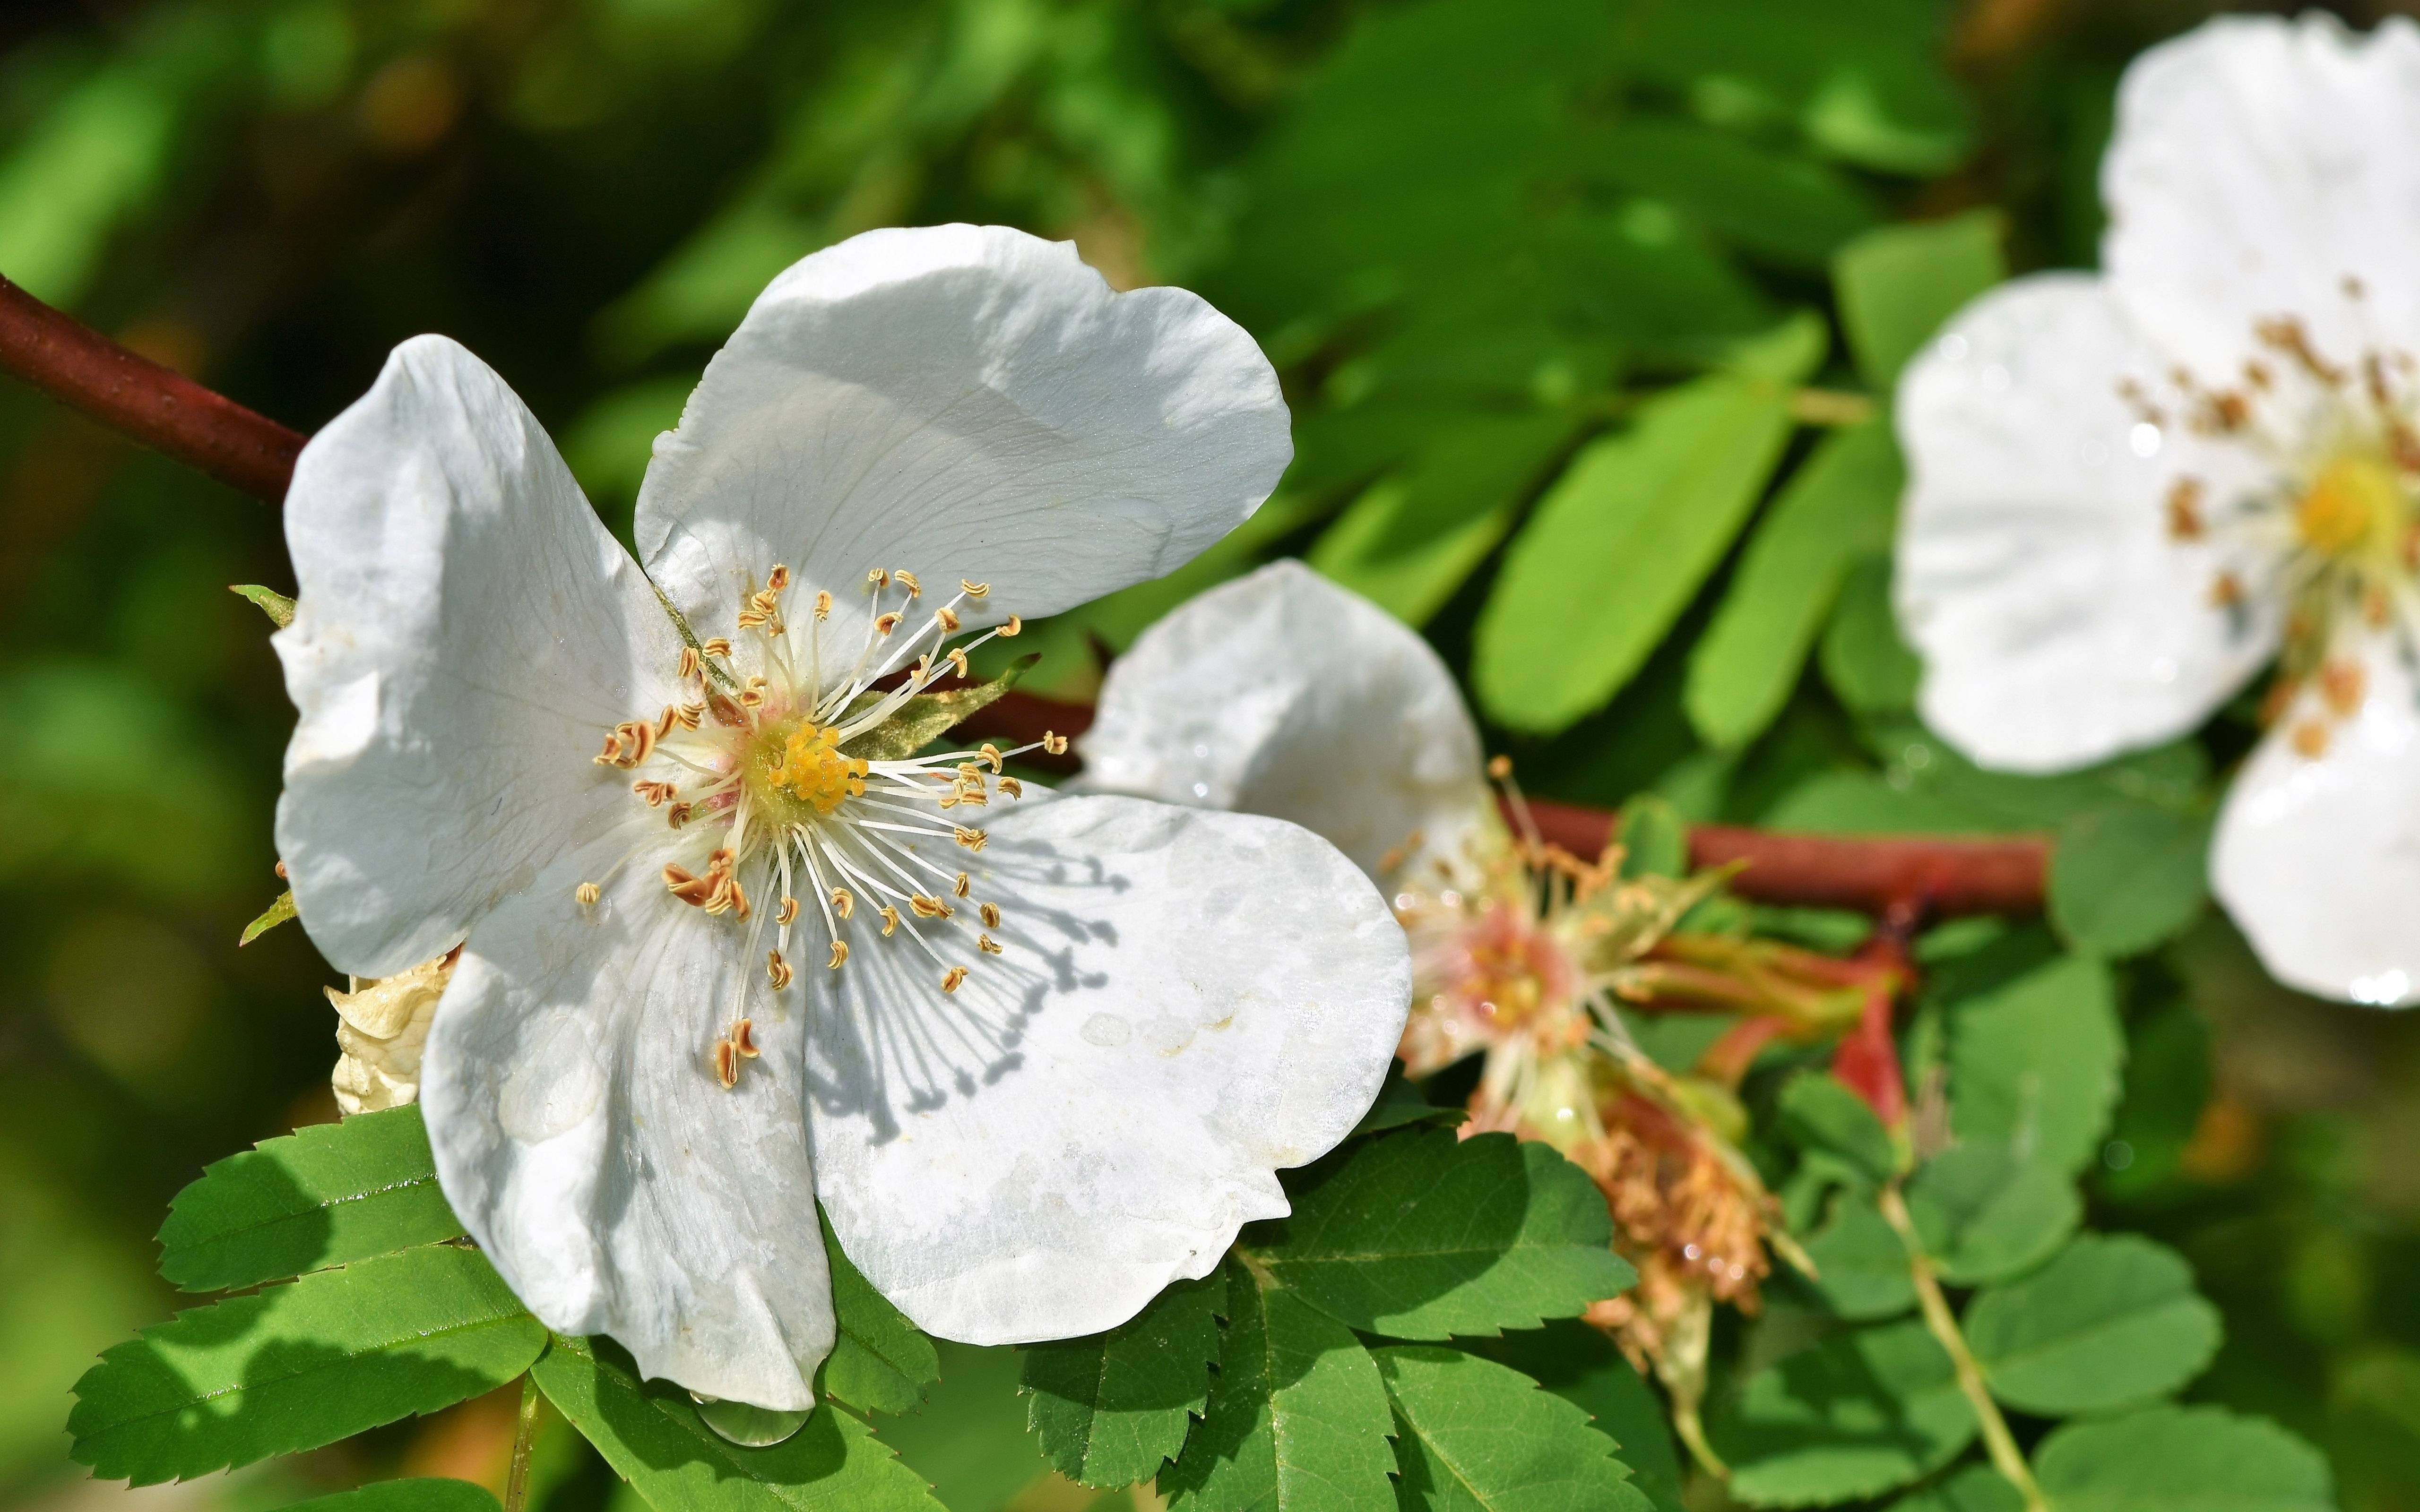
503,1373,542,1512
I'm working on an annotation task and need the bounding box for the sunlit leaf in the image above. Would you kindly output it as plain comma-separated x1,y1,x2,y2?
1964,1234,2221,1416
1021,1270,1222,1488
1832,210,2006,388
1710,1320,1977,1507
1376,1344,1652,1512
818,1212,938,1417
2030,1406,2332,1512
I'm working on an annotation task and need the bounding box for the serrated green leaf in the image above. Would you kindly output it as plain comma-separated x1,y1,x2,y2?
1798,1191,1916,1322
230,584,296,627
1950,954,2123,1177
1777,1073,1898,1186
1832,210,2007,388
816,1211,937,1416
1243,1130,1635,1339
239,890,299,945
1475,373,1795,732
1817,557,1920,717
1470,1323,1685,1512
2048,802,2212,958
1964,1235,2221,1416
1884,1464,2023,1512
1021,1270,1224,1488
2031,1405,2332,1512
276,1481,500,1512
1376,1345,1651,1512
839,653,1039,762
1904,1143,2079,1287
69,1245,544,1484
532,1334,942,1512
1710,1319,1977,1508
1687,419,1900,748
157,1106,464,1293
1161,1256,1394,1512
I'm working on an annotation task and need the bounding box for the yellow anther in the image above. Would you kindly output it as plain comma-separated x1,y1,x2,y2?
878,905,899,937
767,950,793,990
633,780,677,807
714,1038,740,1089
814,590,833,620
2166,478,2205,541
828,940,849,970
910,894,951,919
940,965,968,994
668,802,694,829
1041,730,1068,755
767,565,790,591
1001,615,1022,636
999,776,1022,799
980,743,1003,772
2210,572,2245,608
897,571,922,598
979,902,1000,928
766,723,870,815
936,606,961,633
1487,755,1513,779
875,613,902,636
954,826,987,852
576,881,601,907
777,896,799,926
675,702,703,730
2292,719,2332,758
731,1019,759,1058
679,645,700,679
961,579,989,597
948,646,969,678
2320,657,2367,716
938,791,959,810
831,887,854,919
953,871,971,898
868,568,889,590
703,637,733,658
2297,455,2403,557
978,934,1002,955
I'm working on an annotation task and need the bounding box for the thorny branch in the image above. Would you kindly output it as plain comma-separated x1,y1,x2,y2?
0,272,2052,919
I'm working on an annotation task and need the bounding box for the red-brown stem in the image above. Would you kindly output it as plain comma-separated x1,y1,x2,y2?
0,289,2053,924
0,276,304,502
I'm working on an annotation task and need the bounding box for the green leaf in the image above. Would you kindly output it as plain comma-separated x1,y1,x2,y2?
1161,1257,1395,1512
1687,419,1900,747
1309,479,1520,630
1949,954,2124,1176
1798,1192,1916,1322
1817,557,1920,717
69,1245,544,1484
1375,1345,1652,1512
1963,1235,2221,1416
1021,1270,1224,1488
818,1211,938,1416
1832,210,2007,388
1710,1320,1978,1508
1904,1143,2079,1287
2031,1406,2333,1512
1470,1324,1684,1512
839,653,1040,762
276,1481,501,1512
240,890,299,945
157,1106,465,1293
1884,1464,2024,1512
1353,1066,1468,1139
532,1334,942,1512
230,584,296,627
1777,1073,1898,1186
2047,802,2212,958
1475,373,1795,732
1243,1130,1635,1339
1598,119,1880,267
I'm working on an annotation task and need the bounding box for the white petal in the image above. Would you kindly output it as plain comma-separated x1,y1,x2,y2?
807,794,1409,1343
1074,560,1486,882
1894,275,2281,773
422,838,837,1409
2211,635,2420,1007
634,225,1291,641
275,336,685,977
2104,14,2420,376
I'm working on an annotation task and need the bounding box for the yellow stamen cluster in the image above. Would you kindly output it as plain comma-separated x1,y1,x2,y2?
764,722,868,816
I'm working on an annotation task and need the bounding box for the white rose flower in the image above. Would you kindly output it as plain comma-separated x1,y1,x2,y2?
274,225,1412,1414
1893,15,2420,1006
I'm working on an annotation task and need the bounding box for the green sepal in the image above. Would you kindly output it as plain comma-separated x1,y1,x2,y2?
240,890,298,945
840,653,1040,762
231,584,296,627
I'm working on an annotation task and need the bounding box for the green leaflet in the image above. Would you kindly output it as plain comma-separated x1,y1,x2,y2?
1161,1256,1395,1512
69,1244,544,1485
1021,1269,1224,1488
1962,1234,2221,1417
838,653,1039,763
1816,558,1920,717
817,1212,939,1416
1831,210,2007,388
1948,954,2124,1177
1882,1465,2023,1512
532,1334,942,1512
1777,1072,1899,1187
1242,1130,1635,1339
1710,1319,1977,1508
1475,372,1795,733
276,1481,500,1512
1308,479,1519,631
1903,1142,2080,1287
1686,419,1900,749
1470,1323,1686,1512
157,1105,465,1293
230,584,296,627
1375,1345,1652,1512
1798,1191,1916,1323
2030,1405,2334,1512
2047,801,2213,958
1350,1066,1468,1140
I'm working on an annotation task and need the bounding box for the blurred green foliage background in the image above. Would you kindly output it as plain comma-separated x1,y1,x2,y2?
3,0,2418,1509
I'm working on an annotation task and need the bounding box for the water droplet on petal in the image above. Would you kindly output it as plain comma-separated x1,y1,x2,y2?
691,1392,814,1446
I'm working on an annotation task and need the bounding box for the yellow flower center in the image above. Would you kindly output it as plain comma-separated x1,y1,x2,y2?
760,722,867,816
2295,453,2405,558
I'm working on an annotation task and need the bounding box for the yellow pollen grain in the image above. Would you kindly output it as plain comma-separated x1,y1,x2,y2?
2297,455,2404,557
576,881,601,906
766,723,870,816
940,965,968,993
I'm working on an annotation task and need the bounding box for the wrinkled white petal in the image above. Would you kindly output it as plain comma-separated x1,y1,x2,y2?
807,793,1409,1343
2104,14,2420,377
635,225,1291,642
277,336,684,977
328,955,452,1115
1895,275,2281,772
1075,560,1486,882
422,837,836,1409
2211,635,2420,1007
